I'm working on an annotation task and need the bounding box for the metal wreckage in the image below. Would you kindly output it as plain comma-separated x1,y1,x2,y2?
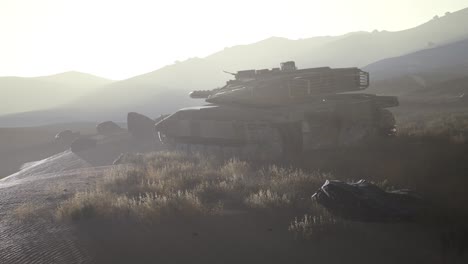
155,61,398,159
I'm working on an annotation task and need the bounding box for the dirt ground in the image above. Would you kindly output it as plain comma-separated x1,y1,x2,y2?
1,120,468,263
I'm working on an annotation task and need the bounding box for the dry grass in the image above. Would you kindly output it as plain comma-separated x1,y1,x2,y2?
288,204,346,240
55,189,206,222
13,202,47,222
398,112,468,142
56,152,328,223
245,189,290,208
53,133,468,243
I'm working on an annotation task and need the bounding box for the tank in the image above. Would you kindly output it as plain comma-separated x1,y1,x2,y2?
155,61,398,159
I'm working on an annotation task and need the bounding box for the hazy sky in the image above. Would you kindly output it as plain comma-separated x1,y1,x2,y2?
1,0,467,80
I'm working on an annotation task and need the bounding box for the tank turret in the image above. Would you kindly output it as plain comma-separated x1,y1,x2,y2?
190,62,370,106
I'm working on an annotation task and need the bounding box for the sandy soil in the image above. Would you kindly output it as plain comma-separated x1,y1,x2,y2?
0,130,157,263
0,152,106,263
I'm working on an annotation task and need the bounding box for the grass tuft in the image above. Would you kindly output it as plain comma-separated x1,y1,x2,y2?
288,205,345,240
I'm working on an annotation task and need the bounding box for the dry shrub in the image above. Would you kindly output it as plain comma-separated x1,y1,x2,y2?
103,165,148,194
56,189,206,222
260,165,327,201
56,151,329,222
56,190,115,221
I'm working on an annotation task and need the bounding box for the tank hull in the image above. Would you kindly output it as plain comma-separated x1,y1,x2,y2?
155,97,396,159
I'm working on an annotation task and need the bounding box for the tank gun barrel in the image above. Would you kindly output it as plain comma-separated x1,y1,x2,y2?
223,70,236,76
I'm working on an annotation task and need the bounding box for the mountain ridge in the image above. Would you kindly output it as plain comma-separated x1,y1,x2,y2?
2,7,468,126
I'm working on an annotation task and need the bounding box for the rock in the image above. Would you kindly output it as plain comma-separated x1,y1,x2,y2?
70,137,97,153
55,130,80,144
96,121,123,135
127,112,155,140
312,180,425,222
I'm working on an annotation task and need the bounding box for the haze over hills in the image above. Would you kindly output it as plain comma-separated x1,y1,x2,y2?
365,38,468,97
2,7,468,126
68,7,468,115
0,71,112,115
365,38,468,81
206,7,468,69
34,71,113,90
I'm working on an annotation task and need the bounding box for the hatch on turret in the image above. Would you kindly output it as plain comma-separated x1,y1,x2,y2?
235,70,256,81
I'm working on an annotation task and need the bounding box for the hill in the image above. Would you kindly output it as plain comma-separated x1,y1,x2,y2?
67,7,468,117
3,7,468,126
35,71,112,90
364,37,468,99
364,38,468,82
0,72,112,115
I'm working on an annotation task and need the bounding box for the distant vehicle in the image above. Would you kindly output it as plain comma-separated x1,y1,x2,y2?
155,61,398,159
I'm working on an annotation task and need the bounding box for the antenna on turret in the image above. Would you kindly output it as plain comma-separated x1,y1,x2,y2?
223,70,236,76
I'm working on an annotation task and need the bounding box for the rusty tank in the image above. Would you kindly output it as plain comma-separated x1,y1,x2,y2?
155,61,398,159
